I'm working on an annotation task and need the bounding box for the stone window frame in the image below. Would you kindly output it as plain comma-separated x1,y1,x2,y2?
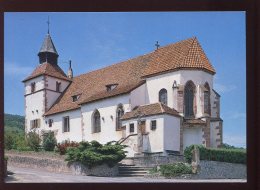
129,123,135,133
150,120,157,130
31,82,36,93
184,80,196,118
63,116,70,133
116,104,124,131
204,82,211,115
92,109,101,133
159,88,168,105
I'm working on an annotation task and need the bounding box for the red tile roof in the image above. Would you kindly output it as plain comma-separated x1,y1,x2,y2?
22,62,70,82
142,37,215,77
43,37,215,116
121,103,180,120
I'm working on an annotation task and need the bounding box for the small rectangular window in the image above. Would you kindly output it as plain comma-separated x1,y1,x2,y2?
31,82,36,93
30,119,40,129
56,81,61,92
63,116,70,132
151,120,157,130
48,119,53,127
129,123,134,133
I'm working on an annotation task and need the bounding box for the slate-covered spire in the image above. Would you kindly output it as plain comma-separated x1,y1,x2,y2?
38,33,59,65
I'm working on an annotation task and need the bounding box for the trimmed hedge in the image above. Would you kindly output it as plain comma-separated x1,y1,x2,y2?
184,145,246,164
159,162,193,177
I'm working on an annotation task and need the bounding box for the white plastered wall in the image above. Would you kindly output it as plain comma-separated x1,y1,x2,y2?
145,70,214,118
24,76,45,134
81,94,131,144
45,109,82,142
130,83,147,109
183,127,203,150
163,115,180,152
45,76,70,110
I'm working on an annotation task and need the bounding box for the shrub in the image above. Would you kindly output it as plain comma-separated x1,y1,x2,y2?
26,130,41,152
159,163,193,177
4,132,16,150
65,140,127,168
42,131,57,151
184,144,246,164
55,140,79,155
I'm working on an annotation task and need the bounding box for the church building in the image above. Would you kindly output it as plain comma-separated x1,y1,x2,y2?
23,31,223,157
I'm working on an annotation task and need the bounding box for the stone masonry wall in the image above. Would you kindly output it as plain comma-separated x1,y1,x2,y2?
6,153,118,177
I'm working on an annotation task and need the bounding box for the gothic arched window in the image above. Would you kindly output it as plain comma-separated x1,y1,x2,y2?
184,81,196,118
116,104,124,131
92,110,101,133
159,88,168,105
204,82,211,115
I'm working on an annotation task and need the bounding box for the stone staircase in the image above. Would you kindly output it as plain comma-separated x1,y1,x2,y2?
118,163,152,177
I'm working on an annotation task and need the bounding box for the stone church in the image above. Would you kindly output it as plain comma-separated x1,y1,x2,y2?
23,31,223,157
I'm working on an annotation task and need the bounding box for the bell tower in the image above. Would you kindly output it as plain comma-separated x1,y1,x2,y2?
23,23,71,134
38,33,59,65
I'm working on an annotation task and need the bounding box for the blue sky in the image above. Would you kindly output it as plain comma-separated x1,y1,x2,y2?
4,12,246,147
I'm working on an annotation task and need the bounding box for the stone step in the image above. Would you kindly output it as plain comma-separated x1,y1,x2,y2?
118,173,147,177
119,167,150,171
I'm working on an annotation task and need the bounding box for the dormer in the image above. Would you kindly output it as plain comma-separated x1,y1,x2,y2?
106,83,118,92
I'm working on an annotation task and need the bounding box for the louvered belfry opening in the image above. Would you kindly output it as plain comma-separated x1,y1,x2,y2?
184,81,196,118
38,34,59,65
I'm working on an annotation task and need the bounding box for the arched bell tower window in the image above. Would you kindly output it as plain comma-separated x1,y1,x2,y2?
159,88,168,105
204,82,211,115
184,81,196,118
92,110,101,133
116,104,124,131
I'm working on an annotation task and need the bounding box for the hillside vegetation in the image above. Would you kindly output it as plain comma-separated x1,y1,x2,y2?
4,113,25,133
4,113,26,150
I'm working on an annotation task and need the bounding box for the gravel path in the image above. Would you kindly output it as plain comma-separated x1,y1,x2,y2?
6,166,247,183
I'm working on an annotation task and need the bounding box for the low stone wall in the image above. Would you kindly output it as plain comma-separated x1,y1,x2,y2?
193,160,247,179
6,154,71,173
132,155,184,167
70,162,118,177
6,153,118,176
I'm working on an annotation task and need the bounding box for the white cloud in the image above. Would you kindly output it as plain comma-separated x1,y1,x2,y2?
4,62,34,77
214,83,236,93
223,135,246,148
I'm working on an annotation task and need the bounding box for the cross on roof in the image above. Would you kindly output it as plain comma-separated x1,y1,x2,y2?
47,16,50,34
155,41,160,50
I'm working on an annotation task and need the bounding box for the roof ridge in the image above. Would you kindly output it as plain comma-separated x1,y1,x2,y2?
72,37,197,79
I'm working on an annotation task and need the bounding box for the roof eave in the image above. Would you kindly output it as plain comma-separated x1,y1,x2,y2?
142,68,215,79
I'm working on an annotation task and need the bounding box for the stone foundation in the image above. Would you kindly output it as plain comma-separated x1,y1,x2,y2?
6,153,118,176
69,162,118,177
132,155,184,167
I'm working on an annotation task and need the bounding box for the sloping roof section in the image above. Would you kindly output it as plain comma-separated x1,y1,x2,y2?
142,37,215,77
44,55,149,116
121,103,180,120
44,37,215,116
38,34,58,55
22,62,70,82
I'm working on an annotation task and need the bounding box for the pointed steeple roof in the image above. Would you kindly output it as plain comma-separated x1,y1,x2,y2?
38,34,58,55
